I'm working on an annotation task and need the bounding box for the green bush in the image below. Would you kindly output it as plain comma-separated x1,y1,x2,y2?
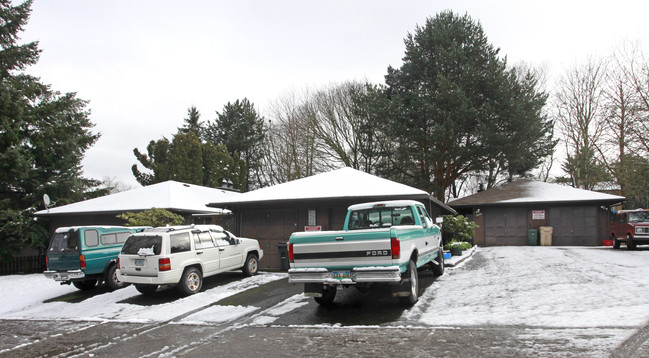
444,240,473,251
441,214,477,244
116,208,185,227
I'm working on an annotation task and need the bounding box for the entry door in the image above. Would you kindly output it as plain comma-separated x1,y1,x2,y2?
484,208,528,246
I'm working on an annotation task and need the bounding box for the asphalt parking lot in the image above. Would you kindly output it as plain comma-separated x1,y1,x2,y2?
2,246,649,357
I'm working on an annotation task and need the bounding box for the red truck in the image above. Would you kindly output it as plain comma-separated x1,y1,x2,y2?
610,209,649,250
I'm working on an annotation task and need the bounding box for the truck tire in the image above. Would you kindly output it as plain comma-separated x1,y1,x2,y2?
314,285,336,306
399,259,419,306
105,264,128,291
72,279,97,291
179,267,203,295
431,247,445,277
242,254,259,277
627,234,636,250
612,235,620,249
135,284,158,295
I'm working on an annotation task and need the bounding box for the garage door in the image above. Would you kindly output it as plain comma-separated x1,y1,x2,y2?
548,206,598,246
484,208,528,246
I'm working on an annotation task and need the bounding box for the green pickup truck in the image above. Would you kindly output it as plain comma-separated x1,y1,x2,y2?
288,200,444,306
44,226,148,291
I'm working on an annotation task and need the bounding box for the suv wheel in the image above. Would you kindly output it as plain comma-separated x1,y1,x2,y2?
135,284,158,295
179,267,203,295
242,254,259,277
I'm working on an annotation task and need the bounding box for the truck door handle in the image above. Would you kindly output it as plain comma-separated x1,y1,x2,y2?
425,241,429,246
335,237,344,241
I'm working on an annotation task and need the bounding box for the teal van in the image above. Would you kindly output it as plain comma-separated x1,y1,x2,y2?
44,226,148,290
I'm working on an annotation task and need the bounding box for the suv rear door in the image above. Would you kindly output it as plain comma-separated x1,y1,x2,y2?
120,234,163,277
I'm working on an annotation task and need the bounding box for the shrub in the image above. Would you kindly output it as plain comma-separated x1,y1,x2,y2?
441,214,477,244
116,208,185,227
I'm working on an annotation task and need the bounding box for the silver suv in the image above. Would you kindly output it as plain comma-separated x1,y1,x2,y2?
117,225,263,295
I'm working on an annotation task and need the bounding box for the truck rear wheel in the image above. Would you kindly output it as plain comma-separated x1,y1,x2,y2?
105,264,128,291
399,259,419,306
314,285,336,306
72,279,97,291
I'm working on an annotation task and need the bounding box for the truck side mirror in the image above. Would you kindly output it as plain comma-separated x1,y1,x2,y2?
435,217,444,225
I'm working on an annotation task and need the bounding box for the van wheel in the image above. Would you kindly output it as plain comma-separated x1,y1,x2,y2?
105,264,128,291
242,254,259,277
179,267,202,295
399,259,419,306
72,279,97,291
135,284,158,295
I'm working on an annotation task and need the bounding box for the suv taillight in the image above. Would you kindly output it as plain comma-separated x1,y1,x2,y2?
391,237,400,259
159,258,171,271
80,255,86,270
288,243,294,263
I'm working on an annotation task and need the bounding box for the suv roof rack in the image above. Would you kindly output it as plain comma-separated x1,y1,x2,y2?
146,225,196,233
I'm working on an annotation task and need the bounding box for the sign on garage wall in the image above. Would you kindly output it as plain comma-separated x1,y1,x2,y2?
532,210,546,220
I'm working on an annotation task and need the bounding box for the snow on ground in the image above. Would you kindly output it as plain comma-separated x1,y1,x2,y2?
0,272,285,323
410,246,649,328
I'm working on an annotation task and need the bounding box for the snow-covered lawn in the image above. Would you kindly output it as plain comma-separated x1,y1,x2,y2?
0,272,286,323
409,246,649,328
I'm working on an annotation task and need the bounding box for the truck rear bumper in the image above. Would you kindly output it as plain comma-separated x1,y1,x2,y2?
288,266,402,284
43,270,86,281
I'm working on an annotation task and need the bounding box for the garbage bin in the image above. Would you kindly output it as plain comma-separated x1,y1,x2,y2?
540,226,553,246
528,229,538,246
276,243,289,271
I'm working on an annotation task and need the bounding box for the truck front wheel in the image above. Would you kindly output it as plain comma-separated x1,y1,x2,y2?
627,234,636,250
314,285,336,306
431,247,445,276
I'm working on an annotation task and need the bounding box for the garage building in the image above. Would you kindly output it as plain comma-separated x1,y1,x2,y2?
448,180,625,246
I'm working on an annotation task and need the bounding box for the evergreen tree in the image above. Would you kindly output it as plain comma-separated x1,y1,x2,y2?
168,133,203,185
206,98,265,191
177,106,204,139
0,0,102,259
374,11,553,200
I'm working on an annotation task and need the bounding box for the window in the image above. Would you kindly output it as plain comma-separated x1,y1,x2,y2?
116,232,131,243
101,233,117,245
212,231,231,246
170,232,191,253
348,206,415,230
48,232,78,253
417,206,429,228
121,235,162,255
194,232,215,249
84,230,99,247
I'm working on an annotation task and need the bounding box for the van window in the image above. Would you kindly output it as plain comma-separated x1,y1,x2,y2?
85,230,99,247
122,235,162,255
48,232,78,253
170,232,191,253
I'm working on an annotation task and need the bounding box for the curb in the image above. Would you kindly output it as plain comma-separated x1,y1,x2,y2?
444,246,477,267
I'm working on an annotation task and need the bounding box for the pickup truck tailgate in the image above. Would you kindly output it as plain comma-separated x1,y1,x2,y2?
291,229,395,268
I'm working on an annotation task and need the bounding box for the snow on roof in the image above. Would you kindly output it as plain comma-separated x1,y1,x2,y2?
449,180,625,207
35,180,239,216
208,167,430,206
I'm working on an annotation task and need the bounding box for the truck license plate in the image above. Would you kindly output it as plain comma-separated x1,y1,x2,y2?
135,259,144,267
332,270,350,280
54,273,68,281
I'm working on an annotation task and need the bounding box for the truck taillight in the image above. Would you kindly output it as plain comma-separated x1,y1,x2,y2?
391,237,400,259
116,257,120,269
45,256,49,270
159,258,171,271
288,243,294,263
79,255,86,270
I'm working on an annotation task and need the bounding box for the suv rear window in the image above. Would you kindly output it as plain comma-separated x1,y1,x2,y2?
48,232,79,253
121,235,162,255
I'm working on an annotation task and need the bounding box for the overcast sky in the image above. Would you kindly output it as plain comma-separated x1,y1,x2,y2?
20,0,649,188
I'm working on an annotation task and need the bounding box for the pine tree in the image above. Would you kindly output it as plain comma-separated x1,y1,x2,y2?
0,0,102,259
